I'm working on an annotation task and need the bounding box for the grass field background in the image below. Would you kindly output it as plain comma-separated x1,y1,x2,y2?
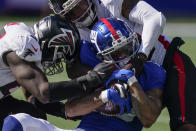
1,16,195,131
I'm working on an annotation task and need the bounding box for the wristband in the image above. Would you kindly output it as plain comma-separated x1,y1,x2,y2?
127,76,138,87
99,90,108,103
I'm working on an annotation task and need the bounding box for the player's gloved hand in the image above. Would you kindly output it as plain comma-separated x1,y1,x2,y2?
77,62,117,93
100,83,131,115
93,61,117,81
105,69,137,88
128,52,147,78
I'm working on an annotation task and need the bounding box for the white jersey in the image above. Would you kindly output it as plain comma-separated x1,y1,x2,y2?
0,22,42,97
79,0,125,41
79,0,169,66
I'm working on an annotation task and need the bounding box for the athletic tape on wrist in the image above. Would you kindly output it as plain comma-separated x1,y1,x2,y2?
100,90,108,103
127,76,138,86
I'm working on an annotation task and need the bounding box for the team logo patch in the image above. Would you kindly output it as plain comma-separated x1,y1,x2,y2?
48,28,75,56
23,49,35,58
31,44,38,52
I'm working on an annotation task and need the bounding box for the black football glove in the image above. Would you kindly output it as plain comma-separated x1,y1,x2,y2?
76,62,117,93
93,61,117,81
128,53,147,78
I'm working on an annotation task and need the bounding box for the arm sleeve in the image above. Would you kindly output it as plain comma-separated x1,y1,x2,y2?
129,1,166,57
48,79,85,102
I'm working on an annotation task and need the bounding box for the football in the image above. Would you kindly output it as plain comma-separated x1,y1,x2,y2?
95,101,122,116
96,81,129,116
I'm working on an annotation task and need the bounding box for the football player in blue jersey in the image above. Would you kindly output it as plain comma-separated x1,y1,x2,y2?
64,18,166,131
2,18,166,131
69,18,196,131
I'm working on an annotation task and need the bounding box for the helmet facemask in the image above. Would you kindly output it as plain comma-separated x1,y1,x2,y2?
41,45,65,76
69,0,97,27
41,28,76,76
99,32,140,69
48,0,67,15
49,0,97,27
90,18,140,69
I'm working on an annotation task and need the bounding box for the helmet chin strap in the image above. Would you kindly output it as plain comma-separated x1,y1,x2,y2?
74,0,97,28
76,15,94,27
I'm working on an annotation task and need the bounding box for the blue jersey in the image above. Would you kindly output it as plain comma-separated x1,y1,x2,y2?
80,40,101,68
79,40,165,131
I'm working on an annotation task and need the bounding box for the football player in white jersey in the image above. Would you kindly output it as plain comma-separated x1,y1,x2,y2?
0,15,120,129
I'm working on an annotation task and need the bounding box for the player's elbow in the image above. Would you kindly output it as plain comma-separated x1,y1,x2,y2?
154,12,166,31
146,12,166,32
159,12,166,30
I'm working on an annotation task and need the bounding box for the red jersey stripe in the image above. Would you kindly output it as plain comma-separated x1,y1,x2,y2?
173,52,186,122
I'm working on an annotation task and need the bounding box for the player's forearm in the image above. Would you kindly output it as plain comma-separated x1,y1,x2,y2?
48,70,105,102
65,89,104,117
128,1,166,56
140,12,166,56
129,82,162,127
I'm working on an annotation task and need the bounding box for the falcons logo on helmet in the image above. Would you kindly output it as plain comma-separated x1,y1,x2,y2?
48,28,75,56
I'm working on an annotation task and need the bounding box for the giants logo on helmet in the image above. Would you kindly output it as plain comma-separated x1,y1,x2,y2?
110,30,123,43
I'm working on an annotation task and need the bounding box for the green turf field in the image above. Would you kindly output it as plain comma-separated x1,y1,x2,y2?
1,16,196,131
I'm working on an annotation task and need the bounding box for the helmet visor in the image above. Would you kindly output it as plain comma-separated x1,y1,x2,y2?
103,33,140,62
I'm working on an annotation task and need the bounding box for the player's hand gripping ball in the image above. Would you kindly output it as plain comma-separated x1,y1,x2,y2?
96,81,131,116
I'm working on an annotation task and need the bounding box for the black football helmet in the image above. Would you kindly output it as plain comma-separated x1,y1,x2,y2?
33,15,80,75
48,0,97,27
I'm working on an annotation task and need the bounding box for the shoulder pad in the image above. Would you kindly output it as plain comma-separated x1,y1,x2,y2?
18,35,42,62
